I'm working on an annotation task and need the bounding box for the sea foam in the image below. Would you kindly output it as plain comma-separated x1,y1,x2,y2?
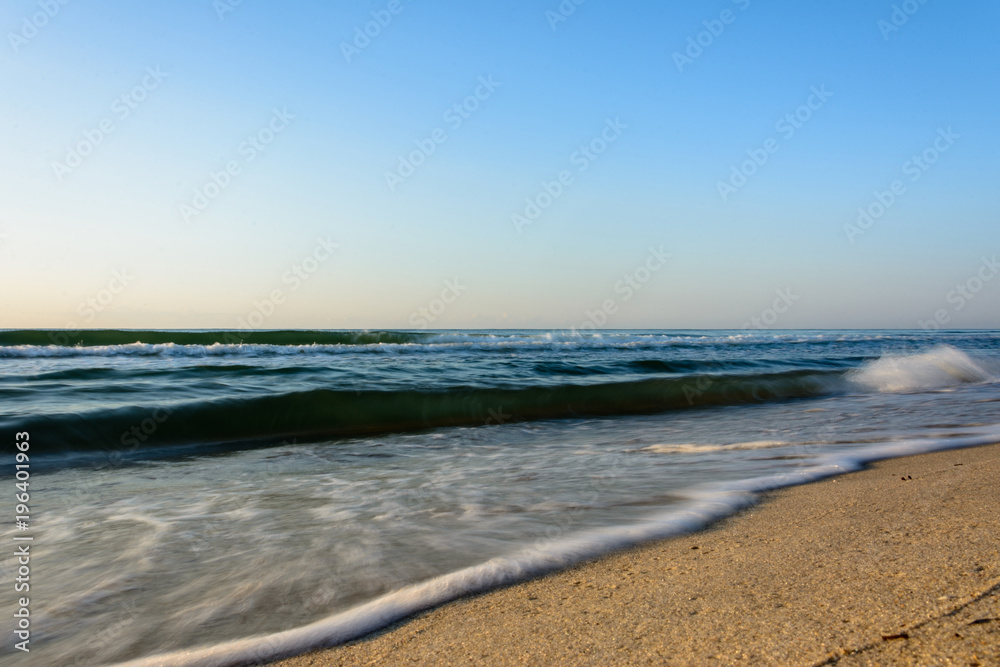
639,440,789,454
113,427,1000,667
847,345,995,393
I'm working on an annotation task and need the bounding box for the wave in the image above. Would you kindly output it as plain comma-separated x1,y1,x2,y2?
847,345,996,392
3,329,997,358
0,329,431,349
7,347,995,459
0,342,361,359
112,427,1000,667
6,370,844,456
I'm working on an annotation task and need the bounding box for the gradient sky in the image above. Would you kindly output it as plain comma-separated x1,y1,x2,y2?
2,0,998,330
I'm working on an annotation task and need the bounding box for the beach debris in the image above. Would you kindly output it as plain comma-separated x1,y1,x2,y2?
881,632,909,640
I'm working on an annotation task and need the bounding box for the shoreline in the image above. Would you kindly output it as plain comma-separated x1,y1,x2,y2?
269,443,1000,666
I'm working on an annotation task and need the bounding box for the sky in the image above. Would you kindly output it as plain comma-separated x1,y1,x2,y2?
1,0,998,330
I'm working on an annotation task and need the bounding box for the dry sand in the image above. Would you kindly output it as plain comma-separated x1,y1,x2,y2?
271,444,1000,666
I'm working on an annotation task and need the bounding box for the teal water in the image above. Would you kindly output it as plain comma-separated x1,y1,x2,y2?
2,330,999,665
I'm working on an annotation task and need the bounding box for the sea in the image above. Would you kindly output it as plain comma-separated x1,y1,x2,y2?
2,329,999,666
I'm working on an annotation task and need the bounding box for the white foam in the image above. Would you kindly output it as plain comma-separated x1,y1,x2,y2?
847,345,995,393
640,440,788,454
0,331,958,358
113,427,1000,667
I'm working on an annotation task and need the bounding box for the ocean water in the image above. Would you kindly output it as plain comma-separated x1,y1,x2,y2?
2,329,999,666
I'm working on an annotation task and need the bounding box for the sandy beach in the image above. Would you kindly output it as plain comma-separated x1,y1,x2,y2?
270,443,1000,666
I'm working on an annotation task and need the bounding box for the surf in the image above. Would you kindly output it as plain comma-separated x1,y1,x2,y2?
6,345,996,463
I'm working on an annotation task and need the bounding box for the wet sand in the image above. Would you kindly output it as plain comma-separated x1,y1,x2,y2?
271,444,1000,666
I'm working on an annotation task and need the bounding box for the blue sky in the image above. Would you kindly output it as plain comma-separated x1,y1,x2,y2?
1,0,998,329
